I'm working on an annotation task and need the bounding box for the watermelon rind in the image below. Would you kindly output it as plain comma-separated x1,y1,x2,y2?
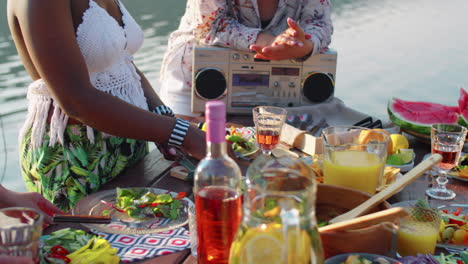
387,98,459,135
387,106,431,135
458,114,468,128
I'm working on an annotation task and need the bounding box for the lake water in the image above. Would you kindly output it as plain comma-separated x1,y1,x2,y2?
1,0,467,191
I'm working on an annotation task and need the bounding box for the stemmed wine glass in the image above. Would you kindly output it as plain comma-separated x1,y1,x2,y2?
426,123,467,200
252,106,287,155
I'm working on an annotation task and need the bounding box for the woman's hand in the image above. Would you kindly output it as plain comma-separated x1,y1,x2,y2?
0,186,63,225
183,126,207,161
250,18,314,61
155,142,178,161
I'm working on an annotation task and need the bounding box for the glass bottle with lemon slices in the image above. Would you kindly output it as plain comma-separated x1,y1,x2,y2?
229,156,324,264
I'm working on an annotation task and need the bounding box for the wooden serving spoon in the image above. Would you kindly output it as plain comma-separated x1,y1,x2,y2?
319,207,408,232
328,153,442,224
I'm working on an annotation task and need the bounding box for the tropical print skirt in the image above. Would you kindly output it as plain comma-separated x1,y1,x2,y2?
19,125,148,211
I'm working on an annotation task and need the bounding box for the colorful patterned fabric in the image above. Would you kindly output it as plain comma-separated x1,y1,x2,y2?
96,227,191,263
20,124,148,212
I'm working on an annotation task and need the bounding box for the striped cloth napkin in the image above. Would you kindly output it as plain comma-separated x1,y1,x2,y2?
95,227,191,263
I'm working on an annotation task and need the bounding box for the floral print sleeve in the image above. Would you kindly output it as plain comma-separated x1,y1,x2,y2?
193,0,261,51
300,0,333,54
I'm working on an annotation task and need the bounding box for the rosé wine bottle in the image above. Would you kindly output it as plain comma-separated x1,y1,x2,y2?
194,101,242,264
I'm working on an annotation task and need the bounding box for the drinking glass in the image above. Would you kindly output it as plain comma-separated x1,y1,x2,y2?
321,126,389,194
187,203,197,256
397,207,440,256
426,123,467,200
252,106,287,155
0,207,43,261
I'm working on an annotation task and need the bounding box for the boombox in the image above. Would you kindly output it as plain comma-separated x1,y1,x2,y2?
191,46,337,114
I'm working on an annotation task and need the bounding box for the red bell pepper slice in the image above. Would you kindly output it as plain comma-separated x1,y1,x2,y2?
48,245,71,263
100,200,126,213
175,192,187,200
453,207,462,216
50,245,69,255
448,217,465,226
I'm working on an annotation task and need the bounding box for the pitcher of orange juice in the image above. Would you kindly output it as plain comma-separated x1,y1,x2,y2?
321,126,389,194
229,156,324,264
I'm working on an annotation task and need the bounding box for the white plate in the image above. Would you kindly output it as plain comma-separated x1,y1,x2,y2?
72,187,193,235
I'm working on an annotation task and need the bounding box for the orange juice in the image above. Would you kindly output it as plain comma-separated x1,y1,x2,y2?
397,221,438,256
323,150,385,194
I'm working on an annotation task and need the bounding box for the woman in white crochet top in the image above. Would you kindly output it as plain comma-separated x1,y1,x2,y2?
7,0,206,211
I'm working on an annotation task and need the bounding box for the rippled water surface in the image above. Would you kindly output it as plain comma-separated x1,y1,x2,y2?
1,0,467,191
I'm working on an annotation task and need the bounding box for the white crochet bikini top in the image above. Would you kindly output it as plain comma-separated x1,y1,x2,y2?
21,0,148,148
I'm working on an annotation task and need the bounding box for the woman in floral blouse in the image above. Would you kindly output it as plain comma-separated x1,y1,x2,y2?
160,0,333,118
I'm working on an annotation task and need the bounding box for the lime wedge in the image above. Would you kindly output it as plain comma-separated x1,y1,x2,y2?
387,154,405,166
398,149,414,164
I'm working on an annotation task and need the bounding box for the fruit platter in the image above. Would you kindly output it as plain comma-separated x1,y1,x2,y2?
438,205,468,247
387,87,468,142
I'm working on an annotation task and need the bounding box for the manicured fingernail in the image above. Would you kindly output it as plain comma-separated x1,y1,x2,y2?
305,34,312,40
169,148,177,156
288,17,295,25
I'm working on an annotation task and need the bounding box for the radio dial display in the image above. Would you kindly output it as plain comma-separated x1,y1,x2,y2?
232,74,269,87
271,67,300,76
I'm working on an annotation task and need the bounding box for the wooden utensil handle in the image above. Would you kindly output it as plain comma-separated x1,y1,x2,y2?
329,153,442,224
319,207,408,232
52,214,112,224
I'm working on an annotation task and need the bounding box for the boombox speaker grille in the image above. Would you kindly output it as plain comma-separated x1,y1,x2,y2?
302,72,334,103
194,69,227,100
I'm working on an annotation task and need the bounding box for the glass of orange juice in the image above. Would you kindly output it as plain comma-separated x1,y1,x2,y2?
397,207,440,256
321,126,389,194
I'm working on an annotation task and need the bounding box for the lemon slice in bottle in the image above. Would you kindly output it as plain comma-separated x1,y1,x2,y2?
241,232,285,264
233,223,312,264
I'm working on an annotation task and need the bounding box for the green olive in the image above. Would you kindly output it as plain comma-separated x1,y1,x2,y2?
442,227,455,243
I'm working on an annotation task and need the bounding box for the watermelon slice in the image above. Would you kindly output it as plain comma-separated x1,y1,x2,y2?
387,97,459,135
458,88,468,127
